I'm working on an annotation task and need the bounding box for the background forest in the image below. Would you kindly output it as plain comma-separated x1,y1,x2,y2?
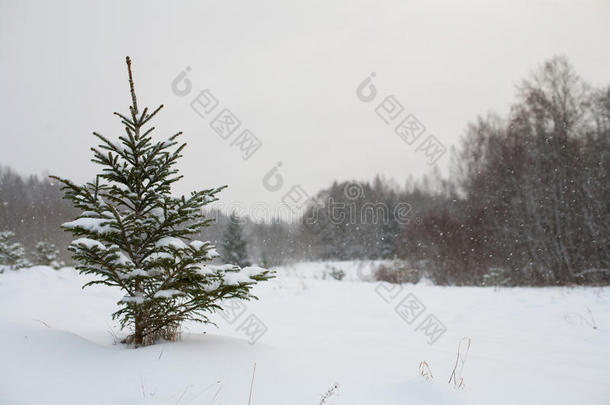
2,57,608,286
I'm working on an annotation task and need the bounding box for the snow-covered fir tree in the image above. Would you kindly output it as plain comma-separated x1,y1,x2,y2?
52,57,273,347
378,200,400,259
34,241,65,269
0,231,30,271
221,213,251,268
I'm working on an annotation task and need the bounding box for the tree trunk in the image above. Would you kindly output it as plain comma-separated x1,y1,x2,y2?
134,312,144,347
133,278,144,347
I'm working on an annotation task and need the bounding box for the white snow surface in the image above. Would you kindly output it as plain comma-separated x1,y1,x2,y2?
189,240,207,250
155,237,188,249
119,268,148,279
153,289,183,298
70,237,106,250
0,262,609,404
63,217,112,234
223,265,267,285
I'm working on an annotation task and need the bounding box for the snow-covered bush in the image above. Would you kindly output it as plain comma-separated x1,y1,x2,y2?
374,261,421,284
52,57,273,346
33,241,65,269
323,265,345,281
482,267,513,287
0,230,30,271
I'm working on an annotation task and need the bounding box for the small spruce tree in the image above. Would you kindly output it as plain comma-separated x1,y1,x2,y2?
260,251,271,268
378,194,400,259
221,213,250,268
34,241,65,269
52,57,272,346
0,231,30,271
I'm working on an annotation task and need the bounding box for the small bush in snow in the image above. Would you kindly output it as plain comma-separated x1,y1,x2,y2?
481,267,512,287
374,261,420,284
0,230,30,271
34,241,65,269
52,57,273,346
323,265,345,281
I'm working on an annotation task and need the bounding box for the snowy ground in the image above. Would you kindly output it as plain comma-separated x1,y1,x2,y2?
1,263,609,404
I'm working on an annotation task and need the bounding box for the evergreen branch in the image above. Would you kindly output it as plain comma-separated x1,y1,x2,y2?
141,104,163,126
141,126,155,139
114,112,134,126
73,247,133,294
92,132,130,161
149,256,192,296
138,107,148,125
103,202,139,266
113,112,136,129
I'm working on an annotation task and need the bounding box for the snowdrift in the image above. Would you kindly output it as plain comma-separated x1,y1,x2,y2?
1,265,609,404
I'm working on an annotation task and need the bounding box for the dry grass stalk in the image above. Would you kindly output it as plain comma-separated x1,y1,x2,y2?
418,360,434,380
448,337,471,389
319,382,340,405
248,362,256,405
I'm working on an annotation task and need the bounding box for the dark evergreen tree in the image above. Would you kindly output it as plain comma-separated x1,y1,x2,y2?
0,230,30,271
52,57,272,346
34,241,64,269
221,213,250,267
377,192,400,259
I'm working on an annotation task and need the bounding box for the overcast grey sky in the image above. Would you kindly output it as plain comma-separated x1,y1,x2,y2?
1,0,609,216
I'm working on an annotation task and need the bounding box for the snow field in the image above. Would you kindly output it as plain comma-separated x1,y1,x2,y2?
0,263,609,404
